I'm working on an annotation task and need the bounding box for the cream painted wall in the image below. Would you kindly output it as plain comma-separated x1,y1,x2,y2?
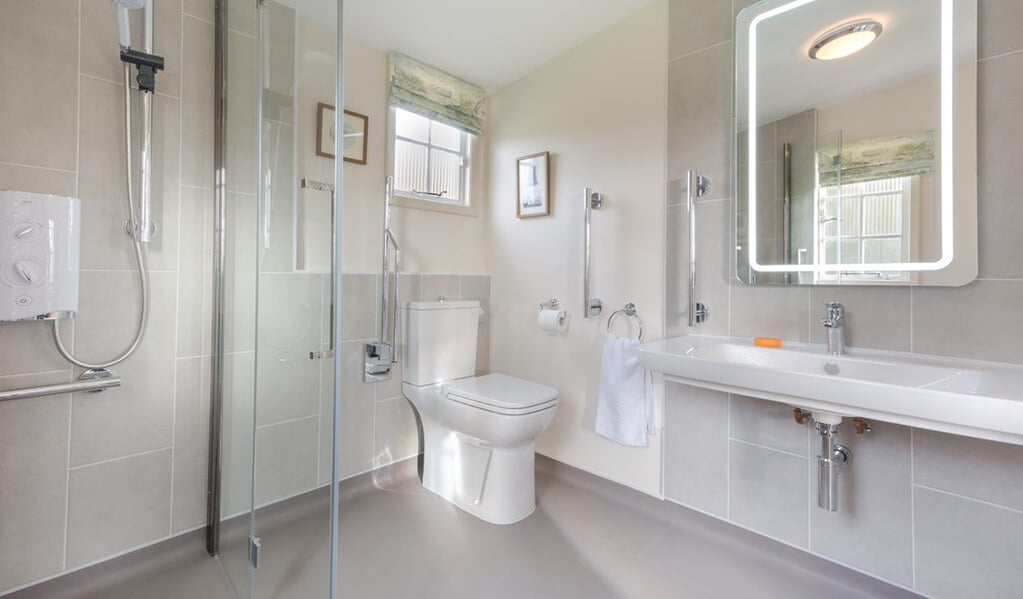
295,22,488,274
485,0,666,496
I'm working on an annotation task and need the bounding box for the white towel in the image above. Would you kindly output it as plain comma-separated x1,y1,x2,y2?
596,335,653,447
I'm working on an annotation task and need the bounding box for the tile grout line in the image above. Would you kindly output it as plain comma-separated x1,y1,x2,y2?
977,47,1023,62
63,0,85,570
69,446,173,472
914,482,1023,516
253,413,320,431
168,0,187,537
666,39,732,64
0,160,77,175
729,436,810,461
910,428,917,589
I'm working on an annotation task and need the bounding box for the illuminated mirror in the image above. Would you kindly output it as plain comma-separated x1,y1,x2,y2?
735,0,977,286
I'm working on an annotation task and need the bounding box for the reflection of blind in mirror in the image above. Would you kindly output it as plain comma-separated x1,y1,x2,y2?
819,176,912,270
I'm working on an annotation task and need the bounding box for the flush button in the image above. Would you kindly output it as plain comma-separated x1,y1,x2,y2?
15,295,32,306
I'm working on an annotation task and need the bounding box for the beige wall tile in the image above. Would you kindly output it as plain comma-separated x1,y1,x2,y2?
729,394,808,456
181,15,216,189
912,280,1023,363
977,52,1023,279
219,351,255,518
914,429,1023,511
69,271,177,466
0,163,76,197
183,0,215,23
664,382,729,517
914,487,1023,598
667,43,732,199
728,283,810,342
808,287,912,352
668,0,732,60
420,274,460,302
176,187,213,358
373,397,419,467
0,372,70,590
810,421,914,587
254,417,318,506
78,76,181,271
0,0,79,171
172,356,211,532
978,0,1023,59
80,0,182,98
341,273,378,342
729,440,809,547
66,449,173,568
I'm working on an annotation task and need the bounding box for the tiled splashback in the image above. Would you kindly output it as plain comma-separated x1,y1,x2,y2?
664,0,1023,596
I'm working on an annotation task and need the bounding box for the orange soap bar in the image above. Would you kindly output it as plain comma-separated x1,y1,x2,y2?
754,337,784,349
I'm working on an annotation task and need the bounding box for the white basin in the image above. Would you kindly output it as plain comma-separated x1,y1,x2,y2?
639,335,1023,446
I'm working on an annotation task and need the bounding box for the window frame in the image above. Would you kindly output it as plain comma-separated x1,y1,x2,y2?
386,107,480,217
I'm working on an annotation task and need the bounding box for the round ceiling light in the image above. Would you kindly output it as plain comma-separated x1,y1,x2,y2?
809,20,883,61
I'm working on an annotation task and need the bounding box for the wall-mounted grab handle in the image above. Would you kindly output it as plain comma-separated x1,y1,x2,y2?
584,187,603,319
687,170,711,327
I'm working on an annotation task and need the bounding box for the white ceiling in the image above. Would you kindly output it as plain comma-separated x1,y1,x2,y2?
742,0,944,123
282,0,655,91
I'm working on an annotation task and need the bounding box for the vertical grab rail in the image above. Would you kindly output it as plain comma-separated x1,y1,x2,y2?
301,178,337,360
365,177,400,382
583,187,604,319
687,170,711,327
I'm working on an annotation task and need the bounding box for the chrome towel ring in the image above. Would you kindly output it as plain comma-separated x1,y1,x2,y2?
607,302,644,341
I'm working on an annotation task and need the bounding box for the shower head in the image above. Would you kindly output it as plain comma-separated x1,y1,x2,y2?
111,0,146,49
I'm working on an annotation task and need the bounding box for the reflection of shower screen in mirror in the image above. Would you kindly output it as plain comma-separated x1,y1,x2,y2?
734,0,978,286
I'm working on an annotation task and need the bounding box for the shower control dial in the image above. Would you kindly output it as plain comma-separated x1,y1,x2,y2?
2,258,46,287
11,222,40,242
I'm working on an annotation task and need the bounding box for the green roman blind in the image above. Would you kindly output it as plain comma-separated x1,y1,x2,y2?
818,130,936,187
388,52,487,137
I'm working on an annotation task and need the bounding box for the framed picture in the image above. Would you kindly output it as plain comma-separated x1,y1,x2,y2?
316,103,368,165
516,151,550,218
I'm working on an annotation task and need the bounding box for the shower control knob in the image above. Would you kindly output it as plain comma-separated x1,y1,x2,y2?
11,222,38,242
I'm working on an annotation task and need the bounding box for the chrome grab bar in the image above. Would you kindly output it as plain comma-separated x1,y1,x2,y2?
687,170,711,327
0,373,121,402
301,178,337,360
365,177,401,382
584,187,603,318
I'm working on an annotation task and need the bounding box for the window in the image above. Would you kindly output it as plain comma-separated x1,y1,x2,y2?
816,176,915,283
392,108,472,207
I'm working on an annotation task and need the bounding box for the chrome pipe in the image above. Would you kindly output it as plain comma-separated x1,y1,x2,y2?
205,0,229,556
138,90,154,242
816,421,852,511
583,187,603,318
0,377,121,402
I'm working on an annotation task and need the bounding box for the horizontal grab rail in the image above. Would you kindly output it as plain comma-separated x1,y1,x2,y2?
0,376,122,402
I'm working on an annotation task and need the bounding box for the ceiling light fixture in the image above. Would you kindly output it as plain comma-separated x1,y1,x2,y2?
809,20,883,61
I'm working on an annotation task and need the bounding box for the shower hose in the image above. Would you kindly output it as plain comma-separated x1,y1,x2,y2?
52,63,150,370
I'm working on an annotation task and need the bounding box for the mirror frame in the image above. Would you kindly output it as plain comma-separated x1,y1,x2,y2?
734,0,978,285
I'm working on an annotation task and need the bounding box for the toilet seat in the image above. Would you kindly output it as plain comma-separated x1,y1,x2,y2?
444,373,559,416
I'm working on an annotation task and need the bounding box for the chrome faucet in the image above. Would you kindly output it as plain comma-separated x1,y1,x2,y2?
820,302,846,356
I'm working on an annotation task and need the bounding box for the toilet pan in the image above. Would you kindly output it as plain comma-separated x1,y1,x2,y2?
402,373,558,524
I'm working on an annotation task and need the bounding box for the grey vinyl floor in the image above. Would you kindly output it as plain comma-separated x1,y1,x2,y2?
10,456,920,599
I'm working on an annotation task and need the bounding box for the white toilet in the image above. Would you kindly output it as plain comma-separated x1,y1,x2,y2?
402,300,559,525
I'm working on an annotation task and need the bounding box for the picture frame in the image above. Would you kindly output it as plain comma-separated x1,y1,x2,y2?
316,103,368,165
516,151,550,218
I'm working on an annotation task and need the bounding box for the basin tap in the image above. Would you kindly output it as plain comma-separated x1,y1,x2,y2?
820,302,846,356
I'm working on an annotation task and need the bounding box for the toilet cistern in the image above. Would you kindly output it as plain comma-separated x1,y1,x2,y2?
820,302,846,356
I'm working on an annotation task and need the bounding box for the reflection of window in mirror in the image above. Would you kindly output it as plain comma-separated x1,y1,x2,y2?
390,107,475,209
816,176,916,284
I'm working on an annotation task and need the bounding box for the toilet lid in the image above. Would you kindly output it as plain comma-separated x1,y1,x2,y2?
444,373,559,412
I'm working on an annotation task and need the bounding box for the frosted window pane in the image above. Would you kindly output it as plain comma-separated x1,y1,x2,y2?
394,140,427,193
863,194,902,236
430,120,462,151
395,108,430,143
429,149,461,201
863,238,903,264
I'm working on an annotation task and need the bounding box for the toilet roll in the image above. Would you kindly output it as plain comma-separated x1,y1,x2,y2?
538,309,568,334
